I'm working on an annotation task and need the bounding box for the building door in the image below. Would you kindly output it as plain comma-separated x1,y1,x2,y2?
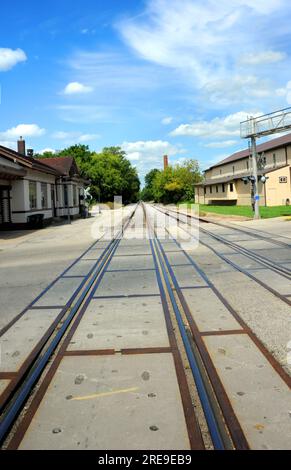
0,186,12,227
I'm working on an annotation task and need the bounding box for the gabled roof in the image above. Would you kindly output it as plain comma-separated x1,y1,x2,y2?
37,156,80,177
0,145,60,176
195,164,288,186
208,132,291,170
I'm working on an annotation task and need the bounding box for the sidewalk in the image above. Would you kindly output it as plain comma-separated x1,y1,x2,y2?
0,213,102,330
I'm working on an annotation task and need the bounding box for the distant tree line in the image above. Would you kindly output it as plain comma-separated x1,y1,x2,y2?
37,145,140,204
140,160,203,204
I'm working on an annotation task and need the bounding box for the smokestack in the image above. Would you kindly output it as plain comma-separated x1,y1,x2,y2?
163,154,168,170
17,137,26,156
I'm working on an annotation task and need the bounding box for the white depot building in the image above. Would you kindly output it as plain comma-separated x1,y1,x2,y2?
0,138,87,229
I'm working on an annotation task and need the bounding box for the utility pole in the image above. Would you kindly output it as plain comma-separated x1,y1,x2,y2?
241,107,291,220
251,134,260,219
249,117,260,219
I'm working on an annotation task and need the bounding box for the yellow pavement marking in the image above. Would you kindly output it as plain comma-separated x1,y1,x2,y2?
71,387,139,401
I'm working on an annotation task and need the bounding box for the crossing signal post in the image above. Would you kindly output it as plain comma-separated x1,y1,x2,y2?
250,133,260,219
240,107,291,219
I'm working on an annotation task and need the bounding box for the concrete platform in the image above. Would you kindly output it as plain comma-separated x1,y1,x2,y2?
204,334,291,450
160,242,181,252
118,239,151,247
81,248,108,260
0,309,62,372
68,296,169,350
166,251,191,266
34,278,83,307
96,270,159,297
0,214,107,330
171,265,208,288
249,269,291,295
64,259,97,277
207,270,291,374
107,254,155,271
183,289,242,332
237,240,284,251
114,244,152,256
221,253,268,271
19,354,190,450
250,248,291,263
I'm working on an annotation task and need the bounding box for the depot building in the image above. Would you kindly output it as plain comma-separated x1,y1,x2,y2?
195,133,291,206
0,138,87,229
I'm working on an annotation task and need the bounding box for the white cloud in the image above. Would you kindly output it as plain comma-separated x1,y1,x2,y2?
161,116,173,125
63,81,93,95
52,131,70,139
0,124,45,139
121,139,185,178
51,131,100,142
204,140,238,148
239,50,286,65
78,133,100,142
118,0,290,105
0,48,27,71
38,148,56,155
170,111,262,138
202,76,275,105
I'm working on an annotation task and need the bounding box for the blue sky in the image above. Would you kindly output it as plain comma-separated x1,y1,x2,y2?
1,0,291,182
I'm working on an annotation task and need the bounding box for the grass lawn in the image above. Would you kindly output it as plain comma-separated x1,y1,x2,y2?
191,204,291,219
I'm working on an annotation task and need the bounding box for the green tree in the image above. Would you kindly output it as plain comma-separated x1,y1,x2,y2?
140,168,161,201
144,159,202,204
37,144,140,204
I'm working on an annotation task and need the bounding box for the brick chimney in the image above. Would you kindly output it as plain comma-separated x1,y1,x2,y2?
163,154,168,170
17,137,26,156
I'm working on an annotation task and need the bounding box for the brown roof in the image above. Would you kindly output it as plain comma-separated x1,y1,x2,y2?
38,157,79,176
195,164,288,186
208,132,291,170
0,145,60,176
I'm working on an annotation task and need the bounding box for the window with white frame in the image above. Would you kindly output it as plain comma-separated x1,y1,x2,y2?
29,181,37,209
41,183,48,209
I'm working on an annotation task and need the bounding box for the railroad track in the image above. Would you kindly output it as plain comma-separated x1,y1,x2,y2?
0,204,138,445
0,203,290,450
198,216,291,249
154,204,291,306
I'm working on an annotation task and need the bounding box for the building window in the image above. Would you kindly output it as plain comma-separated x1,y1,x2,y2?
230,183,234,192
29,181,37,209
64,185,68,207
216,185,219,193
232,166,235,174
246,160,249,170
222,183,225,192
210,186,212,194
219,169,222,175
73,186,77,206
273,153,276,167
204,187,206,195
41,183,48,209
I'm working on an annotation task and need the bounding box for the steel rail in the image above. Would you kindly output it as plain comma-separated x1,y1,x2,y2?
159,205,291,279
154,205,291,306
199,218,291,246
142,203,226,450
0,204,138,444
149,204,291,389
